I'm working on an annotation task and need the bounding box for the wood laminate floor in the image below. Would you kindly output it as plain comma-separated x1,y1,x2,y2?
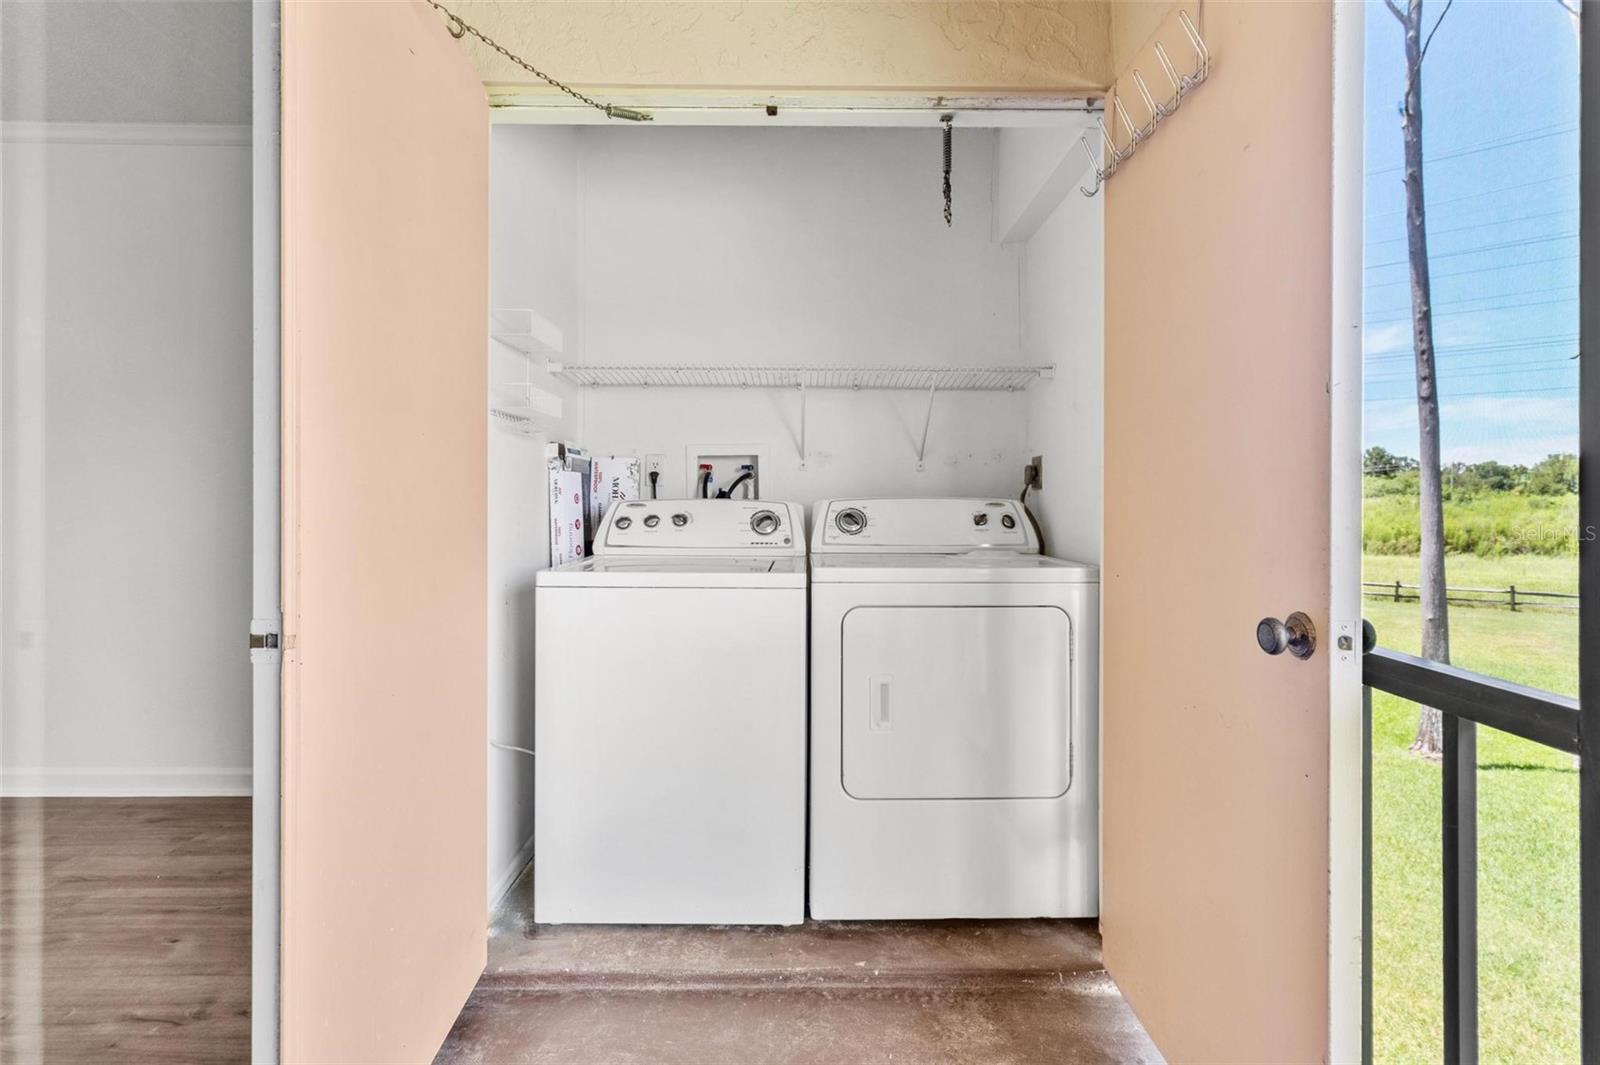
0,797,251,1064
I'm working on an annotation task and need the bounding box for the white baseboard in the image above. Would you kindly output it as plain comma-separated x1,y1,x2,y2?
490,832,537,910
0,767,252,797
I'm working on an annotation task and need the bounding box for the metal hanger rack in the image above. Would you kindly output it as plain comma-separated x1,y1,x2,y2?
545,361,1055,471
1078,8,1211,198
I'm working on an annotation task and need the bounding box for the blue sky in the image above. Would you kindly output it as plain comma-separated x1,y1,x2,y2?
1364,0,1580,466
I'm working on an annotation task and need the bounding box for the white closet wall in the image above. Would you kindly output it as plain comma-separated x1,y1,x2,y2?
487,125,584,903
1023,176,1105,564
574,127,1029,500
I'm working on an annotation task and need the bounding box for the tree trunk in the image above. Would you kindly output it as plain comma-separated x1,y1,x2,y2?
1397,0,1450,758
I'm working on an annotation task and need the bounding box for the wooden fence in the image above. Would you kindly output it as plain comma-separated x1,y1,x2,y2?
1363,580,1579,611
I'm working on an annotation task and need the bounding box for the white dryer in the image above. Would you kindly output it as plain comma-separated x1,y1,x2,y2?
808,498,1099,920
535,498,807,925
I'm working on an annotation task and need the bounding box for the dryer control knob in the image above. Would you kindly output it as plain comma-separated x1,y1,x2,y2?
614,516,633,530
671,512,689,527
643,514,661,528
835,507,867,535
750,510,781,536
1001,514,1017,529
973,512,989,527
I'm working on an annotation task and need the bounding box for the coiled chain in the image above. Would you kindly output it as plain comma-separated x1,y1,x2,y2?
941,114,953,227
428,1,652,122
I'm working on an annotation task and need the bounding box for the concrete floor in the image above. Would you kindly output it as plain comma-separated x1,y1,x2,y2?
435,866,1161,1064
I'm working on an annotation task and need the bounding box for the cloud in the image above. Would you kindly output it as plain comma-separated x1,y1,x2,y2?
1365,394,1579,465
1363,318,1487,357
1363,321,1410,354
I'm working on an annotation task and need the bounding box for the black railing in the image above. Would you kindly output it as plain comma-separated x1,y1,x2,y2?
1363,646,1586,1065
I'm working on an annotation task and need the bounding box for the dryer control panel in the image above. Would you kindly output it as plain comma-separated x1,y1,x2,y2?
811,498,1038,553
597,499,805,555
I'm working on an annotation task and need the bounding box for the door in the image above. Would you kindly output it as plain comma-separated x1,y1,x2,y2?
1099,3,1360,1062
840,606,1072,799
279,2,489,1060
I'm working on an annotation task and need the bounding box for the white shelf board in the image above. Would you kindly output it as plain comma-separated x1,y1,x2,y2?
544,363,1054,392
490,308,564,356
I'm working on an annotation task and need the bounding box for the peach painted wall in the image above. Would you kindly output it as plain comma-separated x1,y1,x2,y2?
280,1,488,1060
447,0,1114,97
1101,3,1333,1062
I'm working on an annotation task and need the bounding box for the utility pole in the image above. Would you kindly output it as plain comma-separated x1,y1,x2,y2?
1385,0,1452,756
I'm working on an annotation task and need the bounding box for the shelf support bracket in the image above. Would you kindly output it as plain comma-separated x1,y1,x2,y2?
916,382,937,471
797,381,808,471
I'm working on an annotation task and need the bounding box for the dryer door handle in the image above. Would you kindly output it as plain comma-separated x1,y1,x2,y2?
870,675,893,731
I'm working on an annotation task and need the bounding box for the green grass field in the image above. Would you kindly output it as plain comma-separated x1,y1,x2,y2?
1364,555,1580,1063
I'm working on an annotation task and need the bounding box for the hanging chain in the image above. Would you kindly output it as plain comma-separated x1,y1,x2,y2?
428,0,652,122
941,114,953,227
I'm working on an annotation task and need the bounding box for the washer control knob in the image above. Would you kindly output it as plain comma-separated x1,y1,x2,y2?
643,514,661,528
973,512,989,527
1001,514,1017,529
671,512,689,527
835,507,867,535
614,516,633,530
750,510,781,536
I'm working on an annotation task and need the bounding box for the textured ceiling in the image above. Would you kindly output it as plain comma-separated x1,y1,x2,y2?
444,1,1114,97
2,0,250,125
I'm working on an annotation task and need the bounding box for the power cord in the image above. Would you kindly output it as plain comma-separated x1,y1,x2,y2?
1020,463,1046,555
648,469,659,499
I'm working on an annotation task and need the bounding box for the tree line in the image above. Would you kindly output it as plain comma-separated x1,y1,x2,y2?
1364,447,1578,497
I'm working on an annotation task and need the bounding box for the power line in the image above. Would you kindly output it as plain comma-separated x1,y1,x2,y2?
1364,122,1576,178
1364,293,1578,329
1365,347,1578,370
1365,253,1579,289
1367,384,1578,401
1365,358,1578,384
1365,205,1576,247
1366,331,1577,355
1365,231,1576,271
1366,171,1577,222
1367,280,1577,316
1364,335,1578,365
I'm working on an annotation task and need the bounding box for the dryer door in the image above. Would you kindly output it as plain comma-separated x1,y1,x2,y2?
841,605,1072,799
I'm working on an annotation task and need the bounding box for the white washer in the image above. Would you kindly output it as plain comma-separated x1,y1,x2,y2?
808,498,1099,920
534,498,807,924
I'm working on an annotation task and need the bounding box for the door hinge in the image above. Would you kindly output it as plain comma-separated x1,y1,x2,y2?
250,632,280,650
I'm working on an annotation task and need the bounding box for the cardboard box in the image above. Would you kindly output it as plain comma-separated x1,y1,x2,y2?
590,456,642,530
548,467,585,566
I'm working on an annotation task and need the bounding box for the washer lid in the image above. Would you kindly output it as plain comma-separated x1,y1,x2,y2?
810,551,1098,584
537,553,807,589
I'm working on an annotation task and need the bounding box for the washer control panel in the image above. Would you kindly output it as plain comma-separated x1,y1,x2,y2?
811,498,1036,553
597,499,804,555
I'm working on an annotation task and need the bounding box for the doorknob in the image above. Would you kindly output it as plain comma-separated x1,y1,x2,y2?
1257,612,1316,659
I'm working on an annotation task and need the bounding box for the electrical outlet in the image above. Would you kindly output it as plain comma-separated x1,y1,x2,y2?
645,454,664,477
1027,454,1044,491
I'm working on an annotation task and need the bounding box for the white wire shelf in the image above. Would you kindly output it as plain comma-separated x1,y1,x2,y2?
544,363,1054,392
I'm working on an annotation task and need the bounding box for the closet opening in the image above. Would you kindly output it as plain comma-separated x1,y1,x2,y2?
461,111,1122,1058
